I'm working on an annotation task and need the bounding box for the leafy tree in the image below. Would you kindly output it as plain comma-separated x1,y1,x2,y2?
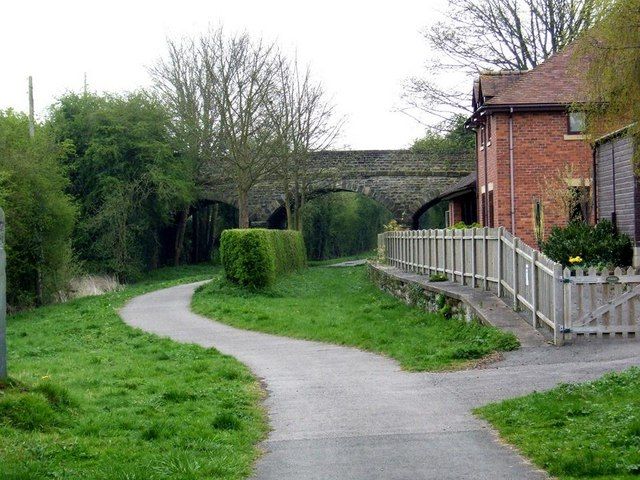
0,110,76,307
48,93,194,280
580,0,640,146
411,114,475,155
402,0,600,123
301,192,392,260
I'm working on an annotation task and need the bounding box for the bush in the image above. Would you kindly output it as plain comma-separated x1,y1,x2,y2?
221,229,306,288
448,221,481,230
541,220,633,268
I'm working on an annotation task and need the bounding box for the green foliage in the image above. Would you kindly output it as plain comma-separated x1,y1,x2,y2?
302,192,393,260
476,368,640,479
418,202,448,229
411,115,475,155
430,273,449,282
0,110,77,307
540,220,633,268
1,265,266,479
48,92,196,280
221,229,306,288
448,221,481,229
192,265,519,371
580,0,640,154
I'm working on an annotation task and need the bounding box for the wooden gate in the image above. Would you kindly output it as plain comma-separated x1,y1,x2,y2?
565,267,640,338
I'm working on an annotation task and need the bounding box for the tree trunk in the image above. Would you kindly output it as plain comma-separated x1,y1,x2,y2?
284,190,293,230
192,206,200,263
174,209,188,267
238,188,250,228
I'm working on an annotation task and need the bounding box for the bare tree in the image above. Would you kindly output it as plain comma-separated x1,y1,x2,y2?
401,0,600,124
150,38,210,264
269,56,343,230
199,29,279,228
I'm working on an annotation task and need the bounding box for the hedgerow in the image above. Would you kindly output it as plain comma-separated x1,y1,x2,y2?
220,229,306,288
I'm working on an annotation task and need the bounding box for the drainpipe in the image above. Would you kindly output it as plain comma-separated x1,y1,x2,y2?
509,107,516,234
592,147,598,222
483,118,489,225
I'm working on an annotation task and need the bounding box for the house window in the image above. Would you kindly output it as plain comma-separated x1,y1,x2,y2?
568,111,586,134
486,116,492,144
479,126,485,147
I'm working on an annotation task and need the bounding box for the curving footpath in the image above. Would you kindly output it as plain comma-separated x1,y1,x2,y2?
120,282,640,480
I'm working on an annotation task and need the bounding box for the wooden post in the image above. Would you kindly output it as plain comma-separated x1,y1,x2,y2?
512,237,519,309
531,250,538,328
553,263,565,345
471,227,477,288
497,227,504,297
482,228,488,290
28,76,35,139
434,230,439,274
0,208,6,380
451,229,456,282
460,229,466,286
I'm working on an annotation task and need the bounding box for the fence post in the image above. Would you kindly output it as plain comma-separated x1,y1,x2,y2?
434,230,438,274
497,227,504,297
451,229,456,282
0,208,6,381
531,250,538,328
460,229,466,286
553,263,565,346
512,237,519,310
482,228,488,290
471,227,477,288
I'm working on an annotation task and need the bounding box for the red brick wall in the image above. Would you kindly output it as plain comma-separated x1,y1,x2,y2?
449,200,463,225
476,111,592,247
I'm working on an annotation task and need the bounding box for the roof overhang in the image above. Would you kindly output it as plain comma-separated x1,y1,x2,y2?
465,103,574,129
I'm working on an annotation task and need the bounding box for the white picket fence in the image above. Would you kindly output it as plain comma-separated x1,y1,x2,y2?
378,228,640,344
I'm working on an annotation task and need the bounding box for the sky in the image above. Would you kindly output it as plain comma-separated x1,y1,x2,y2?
2,0,454,149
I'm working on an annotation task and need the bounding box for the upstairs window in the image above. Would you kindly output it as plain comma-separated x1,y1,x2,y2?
486,115,492,143
568,111,586,134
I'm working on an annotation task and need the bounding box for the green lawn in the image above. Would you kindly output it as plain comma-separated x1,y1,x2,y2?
476,368,640,480
0,264,267,480
191,265,518,371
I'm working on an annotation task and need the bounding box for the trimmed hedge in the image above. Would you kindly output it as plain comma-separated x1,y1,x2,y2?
220,229,307,288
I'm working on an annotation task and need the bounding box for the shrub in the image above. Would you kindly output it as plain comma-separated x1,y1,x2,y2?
429,273,448,282
221,229,306,288
541,220,633,268
448,221,481,229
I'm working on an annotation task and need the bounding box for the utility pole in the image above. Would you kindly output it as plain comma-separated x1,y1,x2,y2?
27,76,43,304
28,76,35,139
0,208,7,381
83,72,88,96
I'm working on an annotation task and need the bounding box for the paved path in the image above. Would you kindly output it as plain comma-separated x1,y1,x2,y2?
120,282,640,480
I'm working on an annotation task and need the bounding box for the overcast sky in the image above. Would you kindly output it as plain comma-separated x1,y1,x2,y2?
3,0,455,149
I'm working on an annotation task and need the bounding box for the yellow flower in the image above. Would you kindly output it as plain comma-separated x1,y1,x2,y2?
569,256,583,264
41,375,50,380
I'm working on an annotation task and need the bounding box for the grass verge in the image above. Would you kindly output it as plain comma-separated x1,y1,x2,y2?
476,368,640,480
1,264,268,480
191,265,518,371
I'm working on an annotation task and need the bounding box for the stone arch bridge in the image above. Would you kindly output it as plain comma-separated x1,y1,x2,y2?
199,150,473,228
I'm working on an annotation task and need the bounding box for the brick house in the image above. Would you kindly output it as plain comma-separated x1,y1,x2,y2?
466,46,592,247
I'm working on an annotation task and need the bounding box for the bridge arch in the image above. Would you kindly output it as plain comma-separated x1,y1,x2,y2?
200,150,474,229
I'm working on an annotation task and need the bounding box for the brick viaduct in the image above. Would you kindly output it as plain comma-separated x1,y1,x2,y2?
199,150,474,228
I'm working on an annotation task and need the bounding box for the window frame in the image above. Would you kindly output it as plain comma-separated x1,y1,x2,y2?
567,111,586,135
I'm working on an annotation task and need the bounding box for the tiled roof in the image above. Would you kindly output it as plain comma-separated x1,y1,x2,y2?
476,44,589,107
437,172,477,200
